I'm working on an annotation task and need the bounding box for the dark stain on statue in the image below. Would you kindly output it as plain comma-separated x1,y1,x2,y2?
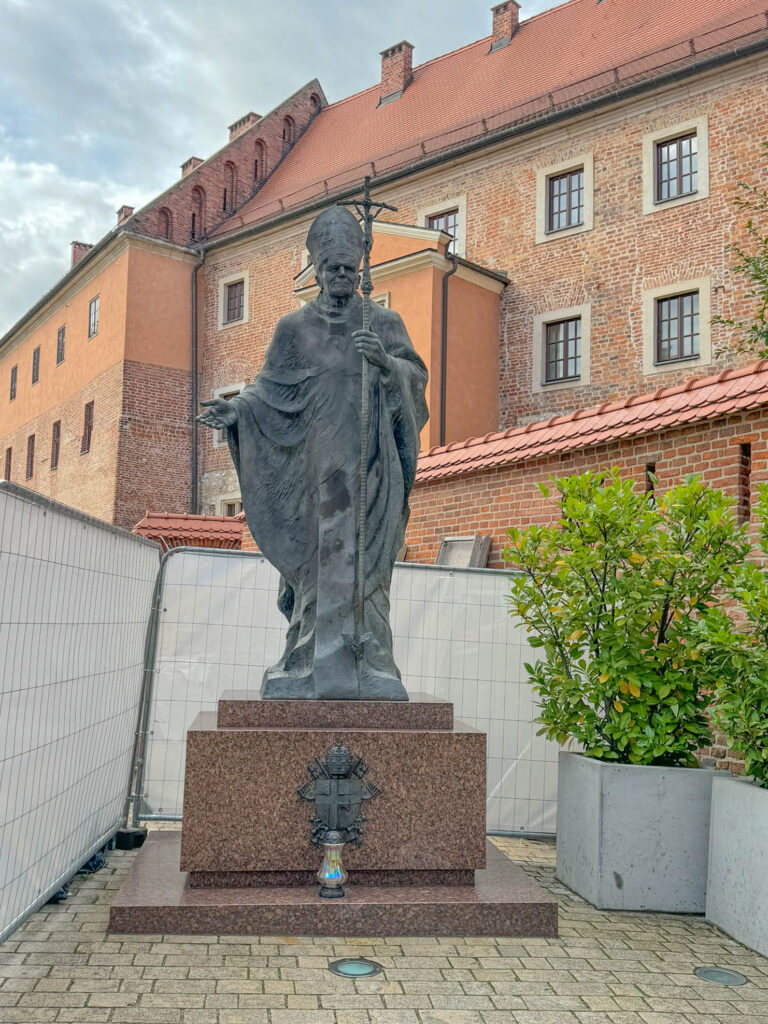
319,469,351,518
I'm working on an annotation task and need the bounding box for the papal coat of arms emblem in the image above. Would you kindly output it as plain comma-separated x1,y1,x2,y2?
297,744,380,847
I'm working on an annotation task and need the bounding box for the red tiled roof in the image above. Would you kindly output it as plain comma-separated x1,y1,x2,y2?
132,512,243,549
211,0,767,239
416,361,768,481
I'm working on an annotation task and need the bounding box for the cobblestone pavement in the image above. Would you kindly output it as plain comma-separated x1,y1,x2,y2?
2,831,768,1023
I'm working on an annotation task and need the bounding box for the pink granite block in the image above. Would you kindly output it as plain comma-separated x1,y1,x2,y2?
188,868,474,888
180,713,486,873
109,832,558,938
217,692,454,730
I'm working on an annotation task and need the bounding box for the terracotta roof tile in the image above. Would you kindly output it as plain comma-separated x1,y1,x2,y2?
210,0,766,240
132,512,243,549
416,361,768,482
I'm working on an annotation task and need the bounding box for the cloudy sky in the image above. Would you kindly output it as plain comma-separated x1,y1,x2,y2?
0,0,554,335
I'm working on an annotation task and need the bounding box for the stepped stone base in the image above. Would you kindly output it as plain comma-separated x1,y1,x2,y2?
109,692,558,937
109,832,558,937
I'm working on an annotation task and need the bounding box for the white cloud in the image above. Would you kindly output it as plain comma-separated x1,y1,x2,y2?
0,0,555,334
0,155,155,333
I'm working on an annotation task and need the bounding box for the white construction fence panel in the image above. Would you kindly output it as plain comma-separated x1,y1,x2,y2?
0,482,160,943
143,548,559,835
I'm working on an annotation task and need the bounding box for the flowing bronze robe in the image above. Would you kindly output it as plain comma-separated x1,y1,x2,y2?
227,292,428,700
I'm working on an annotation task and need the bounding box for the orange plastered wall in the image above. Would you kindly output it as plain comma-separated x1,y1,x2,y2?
1,362,124,522
444,273,500,443
124,246,195,370
383,264,441,447
369,226,441,264
0,248,130,438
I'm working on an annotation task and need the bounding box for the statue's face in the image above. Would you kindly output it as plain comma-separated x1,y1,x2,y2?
317,255,360,304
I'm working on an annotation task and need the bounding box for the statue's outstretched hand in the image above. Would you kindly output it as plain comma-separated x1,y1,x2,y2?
353,329,393,375
197,398,237,430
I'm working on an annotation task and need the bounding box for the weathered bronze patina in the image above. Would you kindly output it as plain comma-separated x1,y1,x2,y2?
197,195,428,701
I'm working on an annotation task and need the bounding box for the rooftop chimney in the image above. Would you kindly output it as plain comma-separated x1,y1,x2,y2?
116,204,134,225
181,156,203,177
228,112,260,141
491,1,520,51
380,41,413,104
70,241,93,268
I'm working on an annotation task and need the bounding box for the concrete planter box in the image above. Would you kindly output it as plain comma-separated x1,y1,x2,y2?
707,774,768,956
556,751,715,911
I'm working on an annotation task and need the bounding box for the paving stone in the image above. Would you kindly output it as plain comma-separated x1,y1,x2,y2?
2,834,768,1024
367,1011,420,1023
285,994,318,1008
417,1013,486,1023
17,992,87,1007
203,993,238,1008
237,993,289,1007
0,1012,57,1023
54,1010,112,1022
216,1013,269,1024
268,1012,336,1024
428,995,496,1009
110,1010,181,1023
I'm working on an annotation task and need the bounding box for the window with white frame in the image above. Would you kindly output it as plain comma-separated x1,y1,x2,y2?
88,296,99,338
535,154,593,244
544,317,581,383
225,280,245,323
218,272,250,329
532,303,591,392
426,208,459,255
218,495,244,518
655,290,699,364
641,277,711,375
642,116,709,215
417,195,467,257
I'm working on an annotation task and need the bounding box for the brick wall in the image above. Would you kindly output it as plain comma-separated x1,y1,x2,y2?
129,82,325,248
407,407,768,567
369,62,768,429
114,360,192,530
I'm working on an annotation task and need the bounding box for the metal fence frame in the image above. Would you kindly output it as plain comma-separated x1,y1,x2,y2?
0,481,161,944
133,546,560,836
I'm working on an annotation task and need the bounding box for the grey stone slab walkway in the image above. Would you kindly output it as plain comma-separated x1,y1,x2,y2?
1,830,767,1023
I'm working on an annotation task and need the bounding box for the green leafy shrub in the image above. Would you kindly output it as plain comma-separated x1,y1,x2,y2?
695,485,768,786
504,469,749,766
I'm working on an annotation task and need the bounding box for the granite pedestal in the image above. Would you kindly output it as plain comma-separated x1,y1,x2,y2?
109,692,558,936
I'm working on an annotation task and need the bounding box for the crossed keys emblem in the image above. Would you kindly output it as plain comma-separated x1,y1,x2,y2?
297,744,380,847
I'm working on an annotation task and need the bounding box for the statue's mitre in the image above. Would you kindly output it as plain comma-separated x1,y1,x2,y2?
306,206,364,268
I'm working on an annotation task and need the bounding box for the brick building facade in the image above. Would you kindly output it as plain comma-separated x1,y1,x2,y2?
2,0,768,552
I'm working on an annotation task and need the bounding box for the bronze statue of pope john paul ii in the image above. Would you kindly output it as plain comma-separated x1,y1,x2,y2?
197,205,428,701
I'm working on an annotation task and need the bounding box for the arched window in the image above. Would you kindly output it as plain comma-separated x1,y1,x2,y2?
253,140,266,183
223,162,237,212
191,185,206,239
158,207,172,240
310,93,321,114
282,116,295,150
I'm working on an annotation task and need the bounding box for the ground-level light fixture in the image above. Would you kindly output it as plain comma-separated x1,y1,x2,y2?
328,958,384,978
694,966,748,986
